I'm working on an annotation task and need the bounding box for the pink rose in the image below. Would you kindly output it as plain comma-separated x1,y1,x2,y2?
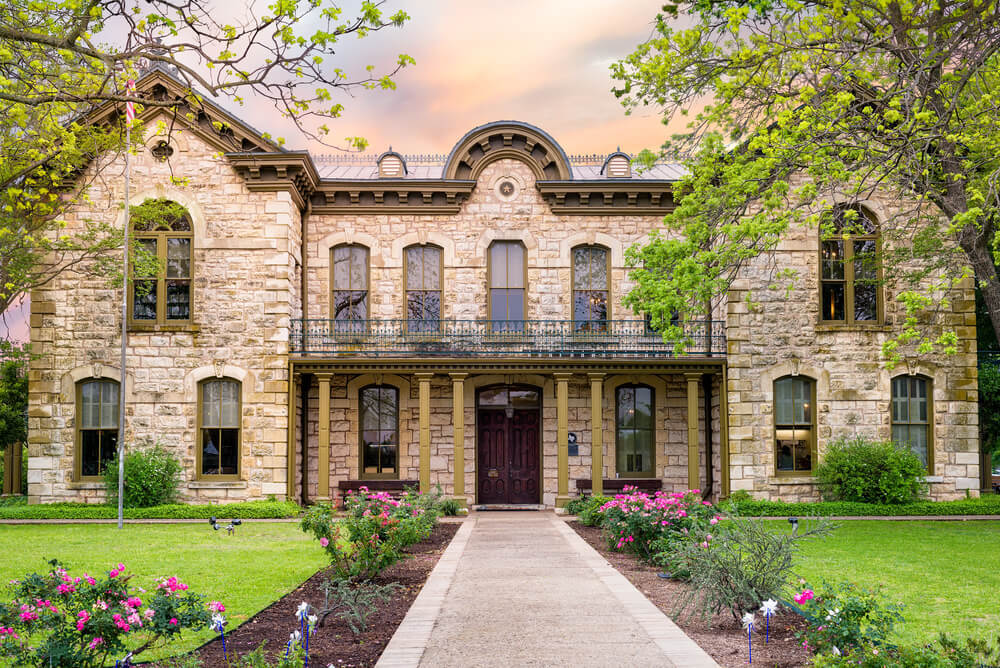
208,601,226,613
793,589,815,605
88,637,103,650
169,618,179,625
319,537,329,547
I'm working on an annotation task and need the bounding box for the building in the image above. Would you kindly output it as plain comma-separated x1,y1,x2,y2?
24,68,981,506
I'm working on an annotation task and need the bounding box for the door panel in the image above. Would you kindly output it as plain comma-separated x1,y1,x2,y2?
476,405,540,504
477,409,508,504
509,409,540,503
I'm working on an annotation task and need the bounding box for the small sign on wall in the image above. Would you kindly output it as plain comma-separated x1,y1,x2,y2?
567,432,579,457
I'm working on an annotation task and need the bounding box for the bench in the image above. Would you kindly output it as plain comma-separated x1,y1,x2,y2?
574,478,663,496
336,479,420,507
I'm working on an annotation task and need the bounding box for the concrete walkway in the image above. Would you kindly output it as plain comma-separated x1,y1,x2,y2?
377,511,719,668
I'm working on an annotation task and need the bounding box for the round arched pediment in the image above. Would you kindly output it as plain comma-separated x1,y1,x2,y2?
442,121,572,181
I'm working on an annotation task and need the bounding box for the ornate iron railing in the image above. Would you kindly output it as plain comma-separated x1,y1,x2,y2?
289,319,726,358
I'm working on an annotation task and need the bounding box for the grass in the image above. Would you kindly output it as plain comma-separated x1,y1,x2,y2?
789,519,1000,646
0,522,328,661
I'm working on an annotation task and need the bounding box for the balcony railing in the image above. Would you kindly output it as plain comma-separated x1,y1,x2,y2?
290,319,726,358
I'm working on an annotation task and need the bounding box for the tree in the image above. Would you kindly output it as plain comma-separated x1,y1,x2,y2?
0,0,413,323
611,0,1000,362
0,341,27,494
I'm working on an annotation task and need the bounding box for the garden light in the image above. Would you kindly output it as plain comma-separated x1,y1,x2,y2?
788,517,799,536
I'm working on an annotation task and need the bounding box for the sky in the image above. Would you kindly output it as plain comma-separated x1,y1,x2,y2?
2,0,685,344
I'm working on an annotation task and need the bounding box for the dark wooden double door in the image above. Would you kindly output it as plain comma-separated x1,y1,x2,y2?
477,406,540,504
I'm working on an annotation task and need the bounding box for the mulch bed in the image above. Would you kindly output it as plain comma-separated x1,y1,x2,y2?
571,522,811,668
185,522,459,667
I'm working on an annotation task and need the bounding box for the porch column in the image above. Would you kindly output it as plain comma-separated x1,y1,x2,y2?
286,370,298,502
416,373,434,493
316,373,332,501
686,373,701,490
588,373,605,496
554,373,573,507
720,367,731,498
449,373,468,506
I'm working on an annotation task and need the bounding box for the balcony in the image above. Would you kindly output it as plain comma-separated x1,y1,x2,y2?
289,319,726,358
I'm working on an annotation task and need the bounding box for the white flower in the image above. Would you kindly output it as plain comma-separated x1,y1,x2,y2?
308,614,318,629
832,646,841,656
741,612,756,630
296,602,309,620
759,599,778,618
825,607,840,621
211,613,226,631
289,630,301,645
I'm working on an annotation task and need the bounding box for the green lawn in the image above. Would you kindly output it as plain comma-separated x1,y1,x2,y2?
790,520,1000,646
0,522,327,661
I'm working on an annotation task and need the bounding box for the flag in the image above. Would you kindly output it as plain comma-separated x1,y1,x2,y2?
125,79,136,124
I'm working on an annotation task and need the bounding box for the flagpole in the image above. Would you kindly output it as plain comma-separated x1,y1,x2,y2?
118,80,135,530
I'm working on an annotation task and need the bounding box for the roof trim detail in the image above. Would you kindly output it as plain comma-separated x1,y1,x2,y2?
442,121,572,181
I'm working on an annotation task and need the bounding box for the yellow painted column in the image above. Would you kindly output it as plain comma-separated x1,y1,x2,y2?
416,373,434,494
554,373,573,507
316,373,332,501
286,370,298,502
588,373,605,497
720,367,731,498
449,373,468,506
686,373,701,490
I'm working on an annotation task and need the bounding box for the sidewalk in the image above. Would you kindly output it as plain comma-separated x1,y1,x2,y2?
377,511,719,668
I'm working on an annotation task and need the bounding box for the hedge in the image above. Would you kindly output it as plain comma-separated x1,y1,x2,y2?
734,495,1000,517
0,499,302,520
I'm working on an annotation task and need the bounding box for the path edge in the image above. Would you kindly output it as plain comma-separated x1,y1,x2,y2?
375,516,476,668
553,518,721,668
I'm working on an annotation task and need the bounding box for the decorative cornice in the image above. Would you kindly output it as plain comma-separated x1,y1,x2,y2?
535,180,676,215
309,179,477,215
226,151,319,209
290,357,725,375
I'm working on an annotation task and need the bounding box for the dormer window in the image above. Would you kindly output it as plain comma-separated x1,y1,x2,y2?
377,150,407,178
601,151,631,178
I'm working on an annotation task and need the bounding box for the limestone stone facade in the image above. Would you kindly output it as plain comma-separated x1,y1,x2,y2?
25,69,979,506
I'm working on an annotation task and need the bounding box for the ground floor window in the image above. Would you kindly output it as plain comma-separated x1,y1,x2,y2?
200,379,241,477
360,385,399,478
77,379,119,478
774,376,815,473
615,384,654,476
891,375,931,471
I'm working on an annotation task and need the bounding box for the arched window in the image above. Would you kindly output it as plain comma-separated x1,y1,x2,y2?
891,375,932,472
820,204,881,323
615,384,654,477
331,244,369,332
573,245,610,332
360,385,399,478
76,379,119,480
198,379,241,478
404,244,442,332
774,376,816,473
488,241,526,331
130,199,193,324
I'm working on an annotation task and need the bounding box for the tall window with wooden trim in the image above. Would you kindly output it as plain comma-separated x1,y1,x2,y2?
488,241,526,332
199,379,241,478
360,385,399,479
76,379,119,480
130,199,193,325
331,244,369,333
891,375,932,472
404,244,442,332
573,245,610,332
820,204,881,323
774,376,815,473
615,384,654,477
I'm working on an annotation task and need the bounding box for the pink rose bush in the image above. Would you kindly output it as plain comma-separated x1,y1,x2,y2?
0,561,220,667
300,486,443,581
596,487,721,560
791,581,904,662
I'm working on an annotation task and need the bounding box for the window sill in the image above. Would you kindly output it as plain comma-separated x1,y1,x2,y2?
922,475,944,483
67,481,106,490
771,476,816,485
129,323,201,333
814,323,890,333
188,480,247,489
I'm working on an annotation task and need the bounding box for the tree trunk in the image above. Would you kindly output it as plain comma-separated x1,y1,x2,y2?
958,223,1000,345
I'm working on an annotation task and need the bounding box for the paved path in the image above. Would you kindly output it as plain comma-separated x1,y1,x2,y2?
377,511,718,668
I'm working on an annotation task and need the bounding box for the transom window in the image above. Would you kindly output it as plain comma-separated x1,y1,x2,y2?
616,385,654,477
199,379,241,477
891,375,932,471
573,245,609,332
488,241,526,331
76,379,119,479
331,244,369,332
405,245,442,332
774,376,815,473
360,385,399,478
130,199,193,324
820,204,880,323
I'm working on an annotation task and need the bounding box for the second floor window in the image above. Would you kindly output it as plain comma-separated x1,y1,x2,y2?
332,244,369,330
405,245,442,332
489,241,526,330
820,204,880,323
573,245,609,331
130,199,192,324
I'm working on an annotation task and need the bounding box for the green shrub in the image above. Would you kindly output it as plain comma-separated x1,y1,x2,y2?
577,495,612,526
0,499,301,520
317,579,400,637
599,488,719,561
810,632,1000,667
733,495,1000,516
437,497,462,516
795,581,904,656
815,436,927,504
727,489,752,503
672,515,833,621
103,441,183,508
